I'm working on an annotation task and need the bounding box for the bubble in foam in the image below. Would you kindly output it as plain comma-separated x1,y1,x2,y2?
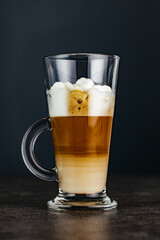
51,82,65,89
94,85,112,92
65,82,74,91
75,77,94,91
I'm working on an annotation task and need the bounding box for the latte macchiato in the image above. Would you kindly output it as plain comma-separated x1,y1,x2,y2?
47,78,115,194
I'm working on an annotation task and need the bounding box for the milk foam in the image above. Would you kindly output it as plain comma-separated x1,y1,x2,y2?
47,78,115,117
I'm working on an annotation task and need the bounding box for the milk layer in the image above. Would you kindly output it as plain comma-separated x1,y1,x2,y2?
57,154,109,194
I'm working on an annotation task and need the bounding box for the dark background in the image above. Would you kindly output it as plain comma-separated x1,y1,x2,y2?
0,0,159,176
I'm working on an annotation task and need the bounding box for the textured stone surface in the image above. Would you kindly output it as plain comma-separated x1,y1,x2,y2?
0,176,160,240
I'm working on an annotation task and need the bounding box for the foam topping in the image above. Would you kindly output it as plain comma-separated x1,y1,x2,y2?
47,78,115,117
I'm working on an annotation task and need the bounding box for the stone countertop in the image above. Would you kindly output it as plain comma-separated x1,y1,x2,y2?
0,175,159,240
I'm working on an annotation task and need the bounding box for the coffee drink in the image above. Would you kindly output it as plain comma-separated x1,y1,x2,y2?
47,78,115,194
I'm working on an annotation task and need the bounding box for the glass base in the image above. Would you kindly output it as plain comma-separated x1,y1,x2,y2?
47,189,117,211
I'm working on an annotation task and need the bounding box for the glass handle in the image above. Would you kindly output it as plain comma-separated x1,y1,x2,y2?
21,118,58,181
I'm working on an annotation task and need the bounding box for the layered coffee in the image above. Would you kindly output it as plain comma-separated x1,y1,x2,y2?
47,78,115,194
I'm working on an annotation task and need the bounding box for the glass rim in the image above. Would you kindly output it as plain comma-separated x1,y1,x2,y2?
43,53,120,61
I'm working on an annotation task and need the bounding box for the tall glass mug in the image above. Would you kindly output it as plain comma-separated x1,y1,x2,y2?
21,53,120,210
